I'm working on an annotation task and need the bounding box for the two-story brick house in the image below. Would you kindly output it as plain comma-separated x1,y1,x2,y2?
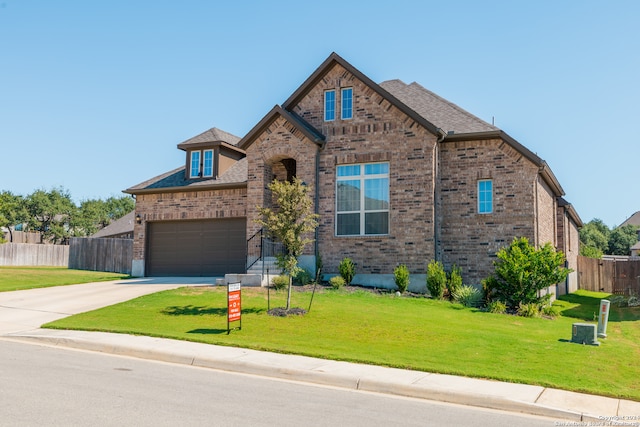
126,52,582,292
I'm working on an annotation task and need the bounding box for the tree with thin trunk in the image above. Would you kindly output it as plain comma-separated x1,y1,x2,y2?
256,178,319,311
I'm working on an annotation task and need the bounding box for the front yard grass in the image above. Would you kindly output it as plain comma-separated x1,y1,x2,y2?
44,287,640,401
0,267,130,292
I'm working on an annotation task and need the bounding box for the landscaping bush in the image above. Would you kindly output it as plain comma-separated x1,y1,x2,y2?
517,302,541,318
338,257,356,286
483,237,570,310
541,304,560,318
447,264,463,300
294,268,312,286
394,264,410,294
452,285,482,308
329,275,345,289
486,300,507,314
271,275,289,291
426,260,446,299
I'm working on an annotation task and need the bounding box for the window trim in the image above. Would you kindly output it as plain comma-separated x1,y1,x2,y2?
324,89,336,122
336,162,390,236
189,150,201,178
478,179,493,214
341,87,353,120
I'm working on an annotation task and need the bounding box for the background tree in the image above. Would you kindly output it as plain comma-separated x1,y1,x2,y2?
0,191,27,242
256,178,319,311
70,196,134,236
579,218,609,258
608,225,639,256
24,187,76,244
483,237,570,310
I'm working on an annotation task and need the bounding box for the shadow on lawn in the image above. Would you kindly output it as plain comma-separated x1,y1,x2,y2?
187,328,229,335
558,293,640,323
161,305,265,316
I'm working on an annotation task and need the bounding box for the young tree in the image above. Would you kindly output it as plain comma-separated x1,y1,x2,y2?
483,237,571,310
256,178,319,311
0,191,27,242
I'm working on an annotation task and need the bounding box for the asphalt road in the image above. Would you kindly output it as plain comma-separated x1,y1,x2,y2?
1,340,557,427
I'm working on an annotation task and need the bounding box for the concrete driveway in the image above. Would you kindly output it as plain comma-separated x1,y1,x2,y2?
0,277,217,335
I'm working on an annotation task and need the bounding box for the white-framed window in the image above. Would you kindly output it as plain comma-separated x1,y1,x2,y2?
203,149,214,177
478,179,493,214
324,89,336,121
336,162,389,236
190,151,201,178
341,87,353,120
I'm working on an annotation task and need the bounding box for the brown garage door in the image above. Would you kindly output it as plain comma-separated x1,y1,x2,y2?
146,218,246,277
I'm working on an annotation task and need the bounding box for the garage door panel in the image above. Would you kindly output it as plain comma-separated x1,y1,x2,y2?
147,218,246,277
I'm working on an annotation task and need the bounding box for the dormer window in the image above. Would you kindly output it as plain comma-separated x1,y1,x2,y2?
190,151,201,178
189,149,215,178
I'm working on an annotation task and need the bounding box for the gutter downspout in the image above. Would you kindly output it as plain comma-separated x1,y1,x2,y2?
434,128,447,263
314,140,324,275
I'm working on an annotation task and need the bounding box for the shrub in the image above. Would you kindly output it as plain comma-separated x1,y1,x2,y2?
426,260,446,299
452,285,482,308
447,264,463,300
517,302,541,318
541,304,560,318
338,257,356,285
294,269,312,286
329,275,345,290
483,237,570,310
271,275,289,291
394,264,410,294
486,300,507,314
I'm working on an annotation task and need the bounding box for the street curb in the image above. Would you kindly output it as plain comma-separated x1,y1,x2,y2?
0,332,605,422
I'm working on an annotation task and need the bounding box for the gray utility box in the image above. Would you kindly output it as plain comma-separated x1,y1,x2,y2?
571,323,600,346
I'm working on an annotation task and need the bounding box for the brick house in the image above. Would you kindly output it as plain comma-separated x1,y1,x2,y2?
125,52,582,292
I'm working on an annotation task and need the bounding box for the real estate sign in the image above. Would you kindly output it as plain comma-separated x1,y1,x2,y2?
227,282,241,333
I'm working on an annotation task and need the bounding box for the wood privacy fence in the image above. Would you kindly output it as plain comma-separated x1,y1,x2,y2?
0,243,69,266
578,256,640,296
68,238,133,275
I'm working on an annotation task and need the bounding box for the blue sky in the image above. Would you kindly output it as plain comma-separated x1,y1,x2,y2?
1,1,638,227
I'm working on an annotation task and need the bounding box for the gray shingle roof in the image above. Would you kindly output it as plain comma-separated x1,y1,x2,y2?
125,158,247,194
178,127,241,147
620,211,640,227
91,211,134,238
379,80,498,134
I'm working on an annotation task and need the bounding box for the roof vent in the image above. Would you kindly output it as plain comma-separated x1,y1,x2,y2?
447,131,455,135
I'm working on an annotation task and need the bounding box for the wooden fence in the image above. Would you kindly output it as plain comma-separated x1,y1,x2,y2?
578,256,640,295
68,237,133,275
0,243,69,266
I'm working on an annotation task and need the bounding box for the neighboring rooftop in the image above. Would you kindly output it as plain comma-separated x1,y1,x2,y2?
620,211,640,227
379,79,498,134
91,211,134,238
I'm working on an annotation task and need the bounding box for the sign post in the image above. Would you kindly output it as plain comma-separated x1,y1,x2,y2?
227,282,242,334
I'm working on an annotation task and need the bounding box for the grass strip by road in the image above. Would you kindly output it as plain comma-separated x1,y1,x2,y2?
44,287,640,401
0,267,130,292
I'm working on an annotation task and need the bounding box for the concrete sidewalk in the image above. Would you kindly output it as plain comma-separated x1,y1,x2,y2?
2,279,640,423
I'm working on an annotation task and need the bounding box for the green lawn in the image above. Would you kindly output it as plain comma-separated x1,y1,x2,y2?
44,286,640,401
0,267,130,292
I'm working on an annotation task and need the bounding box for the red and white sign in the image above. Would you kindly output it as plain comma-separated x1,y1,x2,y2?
228,282,241,323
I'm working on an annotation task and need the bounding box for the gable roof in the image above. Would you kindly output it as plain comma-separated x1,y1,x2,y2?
177,127,241,150
620,211,640,227
124,158,247,195
282,52,443,138
91,211,134,238
379,80,498,134
238,105,325,150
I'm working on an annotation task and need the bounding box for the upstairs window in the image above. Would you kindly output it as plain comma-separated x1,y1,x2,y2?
478,179,493,214
341,87,353,120
324,90,335,121
336,162,389,236
203,149,214,177
190,151,201,178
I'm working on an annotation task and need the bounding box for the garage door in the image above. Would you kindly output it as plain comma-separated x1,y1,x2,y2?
146,218,246,276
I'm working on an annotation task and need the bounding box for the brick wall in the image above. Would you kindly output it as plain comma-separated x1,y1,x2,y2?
132,188,247,261
292,64,438,275
536,177,557,247
437,138,539,284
